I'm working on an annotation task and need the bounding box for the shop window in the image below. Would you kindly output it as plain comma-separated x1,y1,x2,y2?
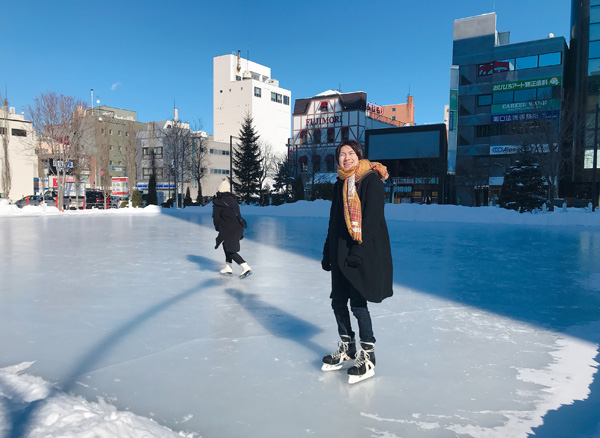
312,155,321,172
325,154,335,172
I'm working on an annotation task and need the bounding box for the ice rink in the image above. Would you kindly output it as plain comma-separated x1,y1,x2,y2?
1,204,600,437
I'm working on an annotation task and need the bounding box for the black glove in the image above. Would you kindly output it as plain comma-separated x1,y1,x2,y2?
345,254,362,268
321,259,331,272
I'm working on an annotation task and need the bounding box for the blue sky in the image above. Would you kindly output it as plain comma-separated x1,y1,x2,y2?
2,0,570,134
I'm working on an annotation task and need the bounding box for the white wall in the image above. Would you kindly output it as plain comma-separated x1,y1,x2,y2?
0,108,37,201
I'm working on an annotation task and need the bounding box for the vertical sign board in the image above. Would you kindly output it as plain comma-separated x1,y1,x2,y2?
112,177,128,196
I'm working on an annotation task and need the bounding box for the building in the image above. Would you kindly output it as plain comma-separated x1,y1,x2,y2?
290,90,403,192
366,95,415,127
365,124,450,204
213,52,291,157
450,13,567,206
0,105,37,201
568,0,600,206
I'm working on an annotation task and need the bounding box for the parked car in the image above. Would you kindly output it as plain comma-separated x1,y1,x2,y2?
15,194,56,208
108,195,129,208
85,190,106,209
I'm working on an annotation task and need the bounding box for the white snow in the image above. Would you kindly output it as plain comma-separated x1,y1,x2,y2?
1,199,600,437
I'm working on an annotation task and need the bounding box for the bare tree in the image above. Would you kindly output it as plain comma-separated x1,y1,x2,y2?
257,141,278,205
161,119,192,208
27,92,88,210
124,120,139,198
191,122,208,204
1,97,11,198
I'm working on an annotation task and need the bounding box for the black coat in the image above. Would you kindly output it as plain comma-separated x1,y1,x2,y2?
323,172,393,303
213,192,244,253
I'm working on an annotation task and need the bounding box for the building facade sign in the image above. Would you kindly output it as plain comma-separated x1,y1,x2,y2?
491,109,560,123
305,115,343,126
491,99,560,115
492,76,561,92
366,102,384,115
490,145,520,155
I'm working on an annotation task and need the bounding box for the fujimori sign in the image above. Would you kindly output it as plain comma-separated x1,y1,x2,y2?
305,115,342,126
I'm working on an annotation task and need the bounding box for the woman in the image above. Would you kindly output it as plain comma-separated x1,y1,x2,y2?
321,140,393,384
212,180,252,279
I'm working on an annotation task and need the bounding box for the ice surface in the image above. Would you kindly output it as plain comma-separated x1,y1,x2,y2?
1,201,600,437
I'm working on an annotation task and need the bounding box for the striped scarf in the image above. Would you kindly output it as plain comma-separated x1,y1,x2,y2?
337,159,389,244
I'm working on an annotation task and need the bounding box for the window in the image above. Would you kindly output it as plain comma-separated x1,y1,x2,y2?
271,92,277,102
312,155,321,172
392,107,396,112
514,88,537,102
0,127,5,135
153,147,163,158
392,116,396,121
478,95,492,106
589,58,600,76
327,128,335,143
515,55,538,70
493,91,513,104
319,101,328,112
300,130,308,144
478,62,494,76
325,154,335,172
118,130,122,136
341,127,349,141
299,156,308,172
109,129,113,135
254,87,261,97
11,128,27,137
313,129,321,143
476,125,492,137
283,95,290,105
125,132,129,137
592,6,600,23
539,52,561,67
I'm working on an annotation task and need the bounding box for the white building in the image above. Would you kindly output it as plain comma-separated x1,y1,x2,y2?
0,106,37,201
213,52,291,157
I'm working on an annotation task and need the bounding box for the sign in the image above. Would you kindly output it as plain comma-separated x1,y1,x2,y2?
490,145,520,155
306,115,342,126
449,90,458,111
112,177,128,196
367,102,384,116
491,99,560,115
449,110,457,131
491,110,560,123
493,76,561,93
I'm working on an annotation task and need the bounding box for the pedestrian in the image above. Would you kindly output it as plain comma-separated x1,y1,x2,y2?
321,140,393,384
212,180,252,279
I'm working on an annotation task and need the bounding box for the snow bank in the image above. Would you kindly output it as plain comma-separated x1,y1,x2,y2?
0,363,193,438
2,198,600,227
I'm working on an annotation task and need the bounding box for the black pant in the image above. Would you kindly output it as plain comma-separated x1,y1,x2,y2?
224,248,245,265
330,270,375,343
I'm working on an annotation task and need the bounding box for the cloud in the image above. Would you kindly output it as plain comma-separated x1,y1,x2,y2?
111,81,122,91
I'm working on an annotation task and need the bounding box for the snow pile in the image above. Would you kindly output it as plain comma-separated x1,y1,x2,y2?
0,363,192,438
2,198,600,227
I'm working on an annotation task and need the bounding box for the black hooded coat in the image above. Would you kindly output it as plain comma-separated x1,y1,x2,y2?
212,192,244,253
323,172,393,303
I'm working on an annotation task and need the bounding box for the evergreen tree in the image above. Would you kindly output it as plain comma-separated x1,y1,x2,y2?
196,182,203,205
184,187,192,206
499,149,546,213
147,174,158,205
232,115,262,204
131,189,143,208
273,158,294,201
294,175,305,201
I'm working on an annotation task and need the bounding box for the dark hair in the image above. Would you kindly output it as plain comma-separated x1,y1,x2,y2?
335,140,363,162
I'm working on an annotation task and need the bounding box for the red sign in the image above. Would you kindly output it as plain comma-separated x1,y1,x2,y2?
367,103,384,115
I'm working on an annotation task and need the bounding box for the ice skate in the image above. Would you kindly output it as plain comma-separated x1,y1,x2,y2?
239,262,252,279
347,342,375,384
219,263,233,276
322,335,356,371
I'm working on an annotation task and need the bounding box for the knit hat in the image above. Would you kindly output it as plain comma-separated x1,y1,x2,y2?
218,179,231,193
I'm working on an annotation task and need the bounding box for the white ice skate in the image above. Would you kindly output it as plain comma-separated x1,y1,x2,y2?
347,342,375,384
239,262,252,279
220,263,233,276
322,336,356,371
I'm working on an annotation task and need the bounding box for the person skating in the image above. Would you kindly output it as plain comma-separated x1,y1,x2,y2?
321,140,393,384
212,180,252,279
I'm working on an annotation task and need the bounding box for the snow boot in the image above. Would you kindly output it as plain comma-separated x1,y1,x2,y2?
220,263,233,275
239,262,252,279
322,335,357,371
347,342,375,384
